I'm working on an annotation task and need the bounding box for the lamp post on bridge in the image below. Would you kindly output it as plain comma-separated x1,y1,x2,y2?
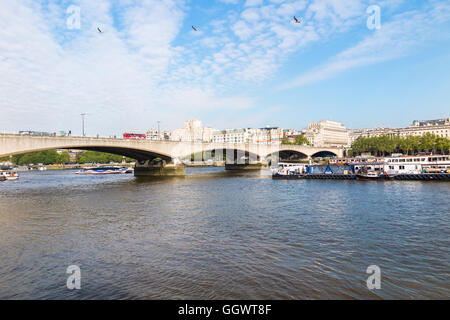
80,113,87,137
157,121,161,140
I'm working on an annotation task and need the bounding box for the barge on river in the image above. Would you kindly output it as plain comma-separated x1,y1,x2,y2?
272,155,450,181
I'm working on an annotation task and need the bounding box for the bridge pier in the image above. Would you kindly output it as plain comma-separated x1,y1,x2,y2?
224,162,267,170
223,150,267,170
134,160,185,176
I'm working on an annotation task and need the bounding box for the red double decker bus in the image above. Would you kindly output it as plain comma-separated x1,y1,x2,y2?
123,133,146,140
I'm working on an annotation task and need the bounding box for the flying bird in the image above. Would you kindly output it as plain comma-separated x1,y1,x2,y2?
293,16,301,23
97,27,103,33
192,25,198,31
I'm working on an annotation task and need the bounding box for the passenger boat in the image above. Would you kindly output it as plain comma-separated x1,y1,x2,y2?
75,166,132,175
384,155,450,175
272,154,450,181
0,170,19,181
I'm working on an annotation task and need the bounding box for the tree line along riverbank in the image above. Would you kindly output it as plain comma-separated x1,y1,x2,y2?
0,150,135,165
349,134,450,156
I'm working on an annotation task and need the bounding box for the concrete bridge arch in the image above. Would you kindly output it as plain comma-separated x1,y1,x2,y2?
0,134,344,175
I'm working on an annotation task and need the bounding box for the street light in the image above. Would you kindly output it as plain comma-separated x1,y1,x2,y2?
157,121,161,140
80,113,86,137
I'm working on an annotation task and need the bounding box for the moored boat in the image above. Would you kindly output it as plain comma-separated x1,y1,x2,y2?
125,167,134,174
356,171,391,181
271,163,307,179
0,170,19,181
75,166,131,175
272,155,450,181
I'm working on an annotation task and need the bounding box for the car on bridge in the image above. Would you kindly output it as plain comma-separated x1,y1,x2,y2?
123,133,146,140
19,130,56,136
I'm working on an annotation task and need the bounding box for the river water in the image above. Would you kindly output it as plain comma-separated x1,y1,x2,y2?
0,168,448,299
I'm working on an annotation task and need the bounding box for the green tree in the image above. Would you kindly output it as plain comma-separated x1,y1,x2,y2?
419,133,435,153
8,150,60,165
78,151,133,164
350,134,450,156
295,135,311,146
5,150,134,165
282,134,311,146
58,151,71,164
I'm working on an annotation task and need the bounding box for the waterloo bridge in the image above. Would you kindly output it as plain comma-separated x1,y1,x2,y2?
0,134,344,176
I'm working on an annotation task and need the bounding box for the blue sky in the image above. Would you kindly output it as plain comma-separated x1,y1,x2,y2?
0,0,449,136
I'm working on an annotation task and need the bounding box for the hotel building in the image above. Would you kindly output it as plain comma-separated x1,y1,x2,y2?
304,120,350,147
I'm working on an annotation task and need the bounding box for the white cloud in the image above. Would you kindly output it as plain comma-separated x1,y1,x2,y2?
245,0,264,7
1,0,449,134
277,0,308,16
0,0,256,133
278,1,450,90
217,0,240,4
241,8,261,22
191,0,378,86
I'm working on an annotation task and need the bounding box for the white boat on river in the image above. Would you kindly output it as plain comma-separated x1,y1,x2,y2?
0,170,19,181
75,166,133,175
271,163,307,176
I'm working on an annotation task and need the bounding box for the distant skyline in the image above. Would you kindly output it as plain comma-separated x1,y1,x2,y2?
0,0,449,136
159,116,450,132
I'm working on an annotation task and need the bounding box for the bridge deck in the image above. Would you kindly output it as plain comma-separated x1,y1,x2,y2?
0,134,344,160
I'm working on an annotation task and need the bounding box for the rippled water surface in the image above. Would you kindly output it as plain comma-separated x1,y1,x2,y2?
0,169,449,299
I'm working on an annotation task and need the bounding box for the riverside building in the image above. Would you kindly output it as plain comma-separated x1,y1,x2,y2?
212,127,284,144
146,129,171,141
171,119,214,142
349,118,450,143
304,120,350,147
